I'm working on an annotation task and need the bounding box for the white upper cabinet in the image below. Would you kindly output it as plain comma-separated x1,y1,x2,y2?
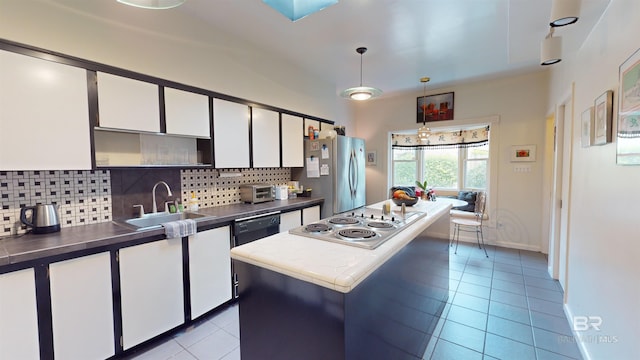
164,87,210,138
251,108,280,168
304,118,320,135
97,72,160,132
0,50,91,170
213,98,250,168
281,114,304,167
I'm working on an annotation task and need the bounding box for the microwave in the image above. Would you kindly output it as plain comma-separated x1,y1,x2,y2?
240,184,275,204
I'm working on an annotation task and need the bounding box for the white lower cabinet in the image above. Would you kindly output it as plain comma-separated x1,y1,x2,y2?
280,210,302,232
49,252,115,360
188,226,232,319
302,205,321,225
0,268,39,360
119,238,184,350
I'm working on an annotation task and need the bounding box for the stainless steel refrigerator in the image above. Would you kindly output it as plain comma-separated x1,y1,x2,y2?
292,136,366,219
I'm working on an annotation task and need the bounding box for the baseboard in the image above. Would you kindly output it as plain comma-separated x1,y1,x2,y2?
563,303,593,360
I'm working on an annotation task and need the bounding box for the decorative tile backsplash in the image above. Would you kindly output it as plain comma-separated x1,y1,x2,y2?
0,170,112,237
181,168,291,207
0,168,292,238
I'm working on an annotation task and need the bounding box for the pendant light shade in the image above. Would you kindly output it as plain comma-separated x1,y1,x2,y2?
340,47,382,101
550,0,580,27
417,77,431,142
541,32,562,66
117,0,185,9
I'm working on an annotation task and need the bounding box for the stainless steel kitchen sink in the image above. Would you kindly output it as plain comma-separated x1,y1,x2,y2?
120,212,208,230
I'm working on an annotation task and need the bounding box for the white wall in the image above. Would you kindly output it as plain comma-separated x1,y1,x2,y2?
0,0,349,125
354,71,549,251
547,0,640,358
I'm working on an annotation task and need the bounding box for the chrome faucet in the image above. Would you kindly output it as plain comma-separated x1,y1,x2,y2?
152,181,173,213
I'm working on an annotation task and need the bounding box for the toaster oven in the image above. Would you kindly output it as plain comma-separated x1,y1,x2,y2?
240,184,275,204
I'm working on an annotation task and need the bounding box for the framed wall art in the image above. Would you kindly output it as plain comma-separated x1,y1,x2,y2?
617,47,640,165
581,107,594,148
593,90,613,145
417,92,454,123
366,150,377,166
510,145,536,162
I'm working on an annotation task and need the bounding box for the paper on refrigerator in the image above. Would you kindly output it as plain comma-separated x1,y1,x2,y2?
306,157,320,178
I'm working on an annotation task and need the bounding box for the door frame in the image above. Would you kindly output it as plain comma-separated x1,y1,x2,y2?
547,85,574,297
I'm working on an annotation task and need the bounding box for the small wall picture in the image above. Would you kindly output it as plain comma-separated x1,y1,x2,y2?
581,107,594,148
617,47,640,165
510,145,536,162
366,150,377,166
593,90,613,145
417,92,454,122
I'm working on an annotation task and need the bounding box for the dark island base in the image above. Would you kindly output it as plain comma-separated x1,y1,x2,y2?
234,233,450,360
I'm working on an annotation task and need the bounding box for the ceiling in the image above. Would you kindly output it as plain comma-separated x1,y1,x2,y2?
53,0,610,98
179,0,610,97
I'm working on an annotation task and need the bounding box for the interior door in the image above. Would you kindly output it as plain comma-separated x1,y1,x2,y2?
558,101,573,292
548,94,573,294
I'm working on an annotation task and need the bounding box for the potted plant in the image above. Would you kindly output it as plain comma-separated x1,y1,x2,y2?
415,180,429,200
415,180,435,201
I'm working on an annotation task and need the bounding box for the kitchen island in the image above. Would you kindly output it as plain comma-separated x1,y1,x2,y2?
230,199,452,360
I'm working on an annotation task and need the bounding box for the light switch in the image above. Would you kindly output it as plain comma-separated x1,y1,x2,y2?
514,164,532,173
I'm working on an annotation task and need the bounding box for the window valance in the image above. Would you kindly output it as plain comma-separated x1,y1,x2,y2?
392,126,490,149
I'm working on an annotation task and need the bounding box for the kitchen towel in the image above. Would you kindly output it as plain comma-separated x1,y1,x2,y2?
161,219,197,238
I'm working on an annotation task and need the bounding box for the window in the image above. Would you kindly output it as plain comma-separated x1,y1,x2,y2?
392,148,417,186
391,136,489,192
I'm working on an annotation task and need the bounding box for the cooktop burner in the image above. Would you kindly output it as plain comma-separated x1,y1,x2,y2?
329,217,360,225
289,208,427,249
366,221,395,230
336,228,378,241
305,223,331,233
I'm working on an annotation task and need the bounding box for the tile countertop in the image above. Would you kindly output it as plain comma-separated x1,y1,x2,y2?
0,197,323,268
230,198,453,293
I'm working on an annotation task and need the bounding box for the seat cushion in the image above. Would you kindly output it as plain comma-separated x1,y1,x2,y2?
453,191,477,212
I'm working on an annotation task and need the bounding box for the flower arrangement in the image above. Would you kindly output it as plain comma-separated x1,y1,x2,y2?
415,180,436,200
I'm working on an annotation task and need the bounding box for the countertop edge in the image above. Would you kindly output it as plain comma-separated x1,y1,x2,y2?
230,200,452,293
0,197,324,268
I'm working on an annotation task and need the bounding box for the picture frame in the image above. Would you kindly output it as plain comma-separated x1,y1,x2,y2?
581,107,594,148
417,92,454,123
510,145,536,162
366,150,377,166
593,90,613,145
616,47,640,165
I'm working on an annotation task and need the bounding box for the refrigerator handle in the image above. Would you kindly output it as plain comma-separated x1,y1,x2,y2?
352,149,358,197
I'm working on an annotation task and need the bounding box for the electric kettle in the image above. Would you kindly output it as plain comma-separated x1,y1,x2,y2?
20,204,61,234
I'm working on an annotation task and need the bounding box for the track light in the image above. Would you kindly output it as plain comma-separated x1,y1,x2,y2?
550,0,580,27
541,29,562,66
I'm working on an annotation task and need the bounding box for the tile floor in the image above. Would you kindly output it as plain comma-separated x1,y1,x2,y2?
127,242,583,360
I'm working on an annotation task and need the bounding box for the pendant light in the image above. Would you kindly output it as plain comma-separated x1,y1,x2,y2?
340,47,382,101
117,0,185,10
540,28,562,66
550,0,580,27
417,77,431,142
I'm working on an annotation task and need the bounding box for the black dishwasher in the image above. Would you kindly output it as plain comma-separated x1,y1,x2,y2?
232,211,281,298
